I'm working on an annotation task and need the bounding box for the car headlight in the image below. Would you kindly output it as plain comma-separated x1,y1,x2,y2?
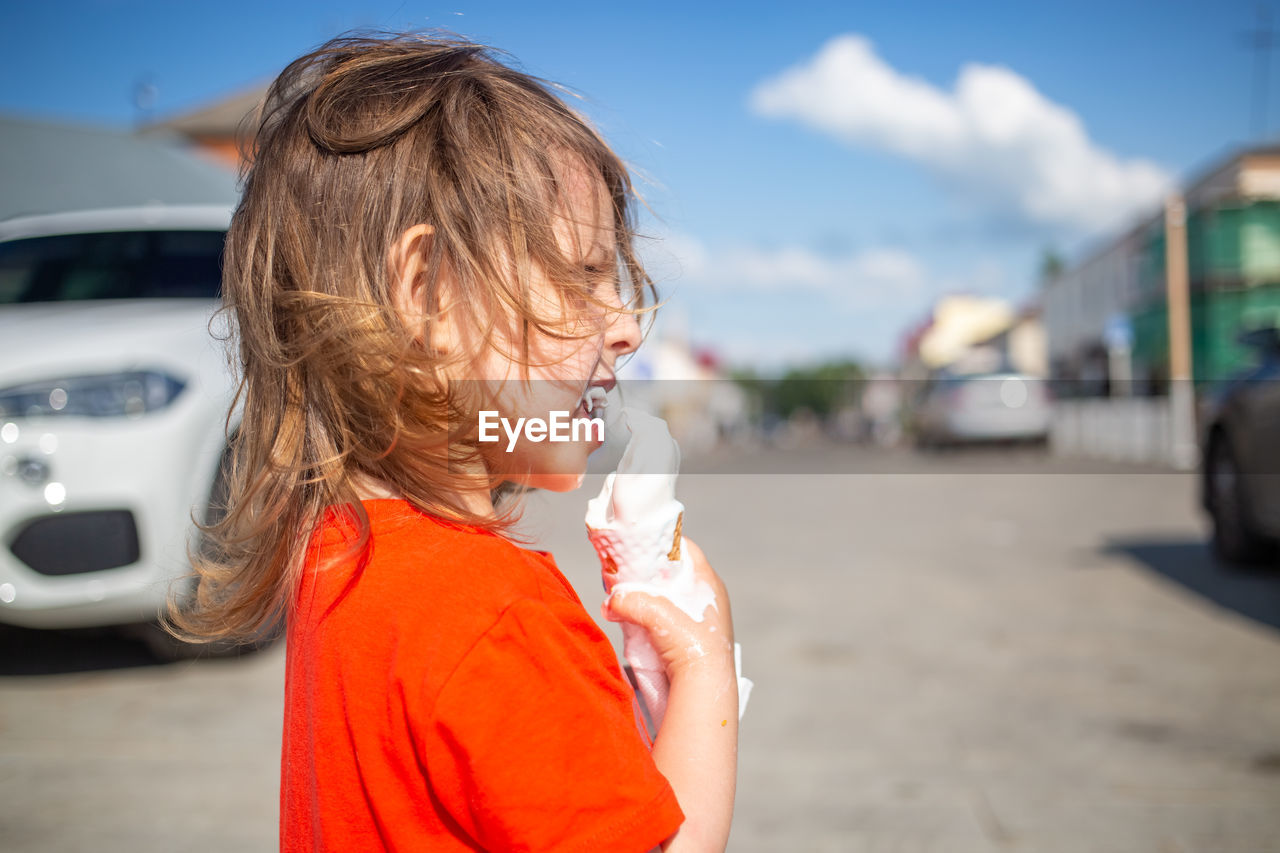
0,371,187,419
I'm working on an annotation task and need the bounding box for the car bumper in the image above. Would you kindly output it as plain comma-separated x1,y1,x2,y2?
942,407,1052,442
0,401,227,629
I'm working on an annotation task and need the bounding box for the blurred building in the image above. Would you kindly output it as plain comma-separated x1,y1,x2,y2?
972,304,1047,377
1042,146,1280,468
140,85,265,171
0,114,239,219
1044,146,1280,395
898,294,1044,378
916,294,1014,371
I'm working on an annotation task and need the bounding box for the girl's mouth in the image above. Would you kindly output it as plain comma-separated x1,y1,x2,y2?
574,387,609,444
579,386,609,416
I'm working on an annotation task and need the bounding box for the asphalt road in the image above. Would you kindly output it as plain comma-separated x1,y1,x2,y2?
3,443,1279,852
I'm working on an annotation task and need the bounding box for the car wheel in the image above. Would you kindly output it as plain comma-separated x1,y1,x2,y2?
1207,435,1276,565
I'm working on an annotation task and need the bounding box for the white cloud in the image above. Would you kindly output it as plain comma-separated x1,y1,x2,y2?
710,336,859,371
750,34,1171,235
637,231,1016,368
642,232,927,307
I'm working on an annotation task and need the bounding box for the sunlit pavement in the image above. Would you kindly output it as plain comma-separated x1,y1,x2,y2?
3,442,1279,852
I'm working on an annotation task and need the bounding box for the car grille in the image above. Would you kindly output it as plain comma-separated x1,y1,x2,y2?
9,510,141,575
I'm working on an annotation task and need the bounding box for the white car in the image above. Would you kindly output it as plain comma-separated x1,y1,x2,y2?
914,370,1052,449
0,205,238,639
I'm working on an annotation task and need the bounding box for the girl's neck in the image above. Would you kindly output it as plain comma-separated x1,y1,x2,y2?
351,471,498,520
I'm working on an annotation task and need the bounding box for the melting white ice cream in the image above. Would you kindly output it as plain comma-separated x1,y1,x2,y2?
585,408,715,621
608,409,679,521
586,406,752,733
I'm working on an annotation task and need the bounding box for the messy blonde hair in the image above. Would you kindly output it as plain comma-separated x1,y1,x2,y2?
165,32,653,643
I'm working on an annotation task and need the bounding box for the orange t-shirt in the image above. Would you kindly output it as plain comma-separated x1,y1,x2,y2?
280,499,683,852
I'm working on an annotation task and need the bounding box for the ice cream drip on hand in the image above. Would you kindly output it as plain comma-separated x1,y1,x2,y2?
585,407,751,733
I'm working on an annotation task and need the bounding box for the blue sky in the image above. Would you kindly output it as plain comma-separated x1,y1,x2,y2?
0,1,1265,370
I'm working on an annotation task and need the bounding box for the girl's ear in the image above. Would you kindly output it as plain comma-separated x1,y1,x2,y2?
386,223,462,356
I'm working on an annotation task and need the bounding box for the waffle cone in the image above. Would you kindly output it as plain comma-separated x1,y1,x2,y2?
666,512,683,562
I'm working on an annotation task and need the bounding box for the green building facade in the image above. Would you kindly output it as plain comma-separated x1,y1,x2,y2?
1129,171,1280,388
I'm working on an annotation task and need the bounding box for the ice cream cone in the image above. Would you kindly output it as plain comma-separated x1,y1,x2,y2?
585,406,751,734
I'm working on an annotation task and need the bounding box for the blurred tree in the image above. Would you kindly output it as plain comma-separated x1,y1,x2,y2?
731,359,865,422
1039,247,1065,285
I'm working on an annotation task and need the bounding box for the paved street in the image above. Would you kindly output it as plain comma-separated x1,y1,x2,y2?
3,443,1279,852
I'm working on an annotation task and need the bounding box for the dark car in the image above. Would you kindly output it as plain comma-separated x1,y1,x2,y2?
1200,326,1280,565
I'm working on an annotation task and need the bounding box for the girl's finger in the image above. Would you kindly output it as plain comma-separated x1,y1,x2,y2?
602,584,686,630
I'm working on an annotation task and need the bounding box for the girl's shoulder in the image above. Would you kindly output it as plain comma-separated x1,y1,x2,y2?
295,499,587,688
316,498,581,619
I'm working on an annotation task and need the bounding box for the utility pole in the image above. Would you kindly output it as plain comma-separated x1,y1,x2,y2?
1244,5,1279,139
1164,195,1197,470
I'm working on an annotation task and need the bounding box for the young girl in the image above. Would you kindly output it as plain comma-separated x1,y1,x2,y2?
167,32,739,852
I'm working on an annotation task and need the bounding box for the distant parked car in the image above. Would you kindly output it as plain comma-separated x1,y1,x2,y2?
0,206,239,651
914,371,1051,449
1200,326,1280,566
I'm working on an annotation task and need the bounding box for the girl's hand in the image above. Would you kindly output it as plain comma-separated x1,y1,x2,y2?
602,538,735,682
606,539,740,852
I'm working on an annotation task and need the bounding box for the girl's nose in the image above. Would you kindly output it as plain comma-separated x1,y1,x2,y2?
604,306,641,359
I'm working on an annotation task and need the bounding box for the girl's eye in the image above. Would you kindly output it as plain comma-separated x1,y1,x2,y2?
579,262,624,307
585,264,622,287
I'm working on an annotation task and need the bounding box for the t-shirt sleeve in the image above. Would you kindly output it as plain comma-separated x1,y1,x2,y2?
419,597,684,853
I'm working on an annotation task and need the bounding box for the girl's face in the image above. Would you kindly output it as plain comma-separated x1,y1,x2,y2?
470,165,641,492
